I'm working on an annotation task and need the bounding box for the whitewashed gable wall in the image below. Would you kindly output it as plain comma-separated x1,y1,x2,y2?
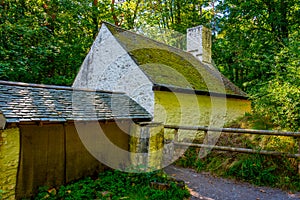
73,24,154,115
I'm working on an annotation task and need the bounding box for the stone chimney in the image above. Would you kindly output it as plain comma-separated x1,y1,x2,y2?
187,25,212,64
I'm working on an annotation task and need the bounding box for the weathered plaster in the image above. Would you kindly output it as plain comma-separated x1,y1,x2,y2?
187,25,212,63
0,128,19,200
154,91,250,126
154,91,251,141
129,123,164,171
73,24,154,115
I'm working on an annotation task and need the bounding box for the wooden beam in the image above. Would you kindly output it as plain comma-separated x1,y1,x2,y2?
174,142,300,158
164,125,300,137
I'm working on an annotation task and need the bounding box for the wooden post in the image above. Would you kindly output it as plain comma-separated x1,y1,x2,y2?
172,128,179,162
174,128,179,143
198,130,208,160
203,130,208,144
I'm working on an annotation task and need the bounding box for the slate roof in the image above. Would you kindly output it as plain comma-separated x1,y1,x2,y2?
0,80,152,124
103,22,247,98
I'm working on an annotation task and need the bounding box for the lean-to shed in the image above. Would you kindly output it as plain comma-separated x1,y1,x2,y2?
74,22,251,128
0,80,151,199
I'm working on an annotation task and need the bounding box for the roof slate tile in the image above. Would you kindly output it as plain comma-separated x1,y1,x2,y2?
0,81,152,123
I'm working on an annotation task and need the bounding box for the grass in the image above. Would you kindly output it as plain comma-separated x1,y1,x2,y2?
33,169,190,200
175,113,300,192
176,148,300,191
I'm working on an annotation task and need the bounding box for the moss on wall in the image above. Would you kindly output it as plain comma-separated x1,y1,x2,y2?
154,91,251,142
147,124,164,170
129,123,164,171
154,91,251,126
0,128,20,200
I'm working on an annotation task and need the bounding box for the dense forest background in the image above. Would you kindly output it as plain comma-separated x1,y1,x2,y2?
0,0,299,131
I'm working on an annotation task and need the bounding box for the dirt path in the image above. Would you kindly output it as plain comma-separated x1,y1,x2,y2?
164,165,300,200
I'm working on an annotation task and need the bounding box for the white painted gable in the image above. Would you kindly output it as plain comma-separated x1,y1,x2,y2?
73,24,154,115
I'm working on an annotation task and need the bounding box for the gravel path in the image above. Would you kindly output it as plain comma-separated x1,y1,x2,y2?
164,165,300,200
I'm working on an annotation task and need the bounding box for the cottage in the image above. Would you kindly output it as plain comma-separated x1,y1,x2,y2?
74,22,251,142
0,80,151,199
1,22,251,199
74,22,250,126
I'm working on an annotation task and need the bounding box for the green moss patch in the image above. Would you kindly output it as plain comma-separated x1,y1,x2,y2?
103,22,243,95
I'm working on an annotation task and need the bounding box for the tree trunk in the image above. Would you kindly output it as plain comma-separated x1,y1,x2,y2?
92,0,99,37
279,0,289,41
175,0,181,24
111,0,119,26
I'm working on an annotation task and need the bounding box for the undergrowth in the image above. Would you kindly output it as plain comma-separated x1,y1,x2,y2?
33,170,190,200
176,148,300,191
176,113,300,191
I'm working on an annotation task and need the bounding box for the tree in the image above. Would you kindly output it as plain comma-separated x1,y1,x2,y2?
213,0,299,92
212,0,300,130
0,0,112,85
0,0,220,85
254,33,300,131
139,0,215,33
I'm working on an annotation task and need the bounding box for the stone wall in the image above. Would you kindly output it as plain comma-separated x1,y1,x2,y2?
0,128,20,200
129,123,164,171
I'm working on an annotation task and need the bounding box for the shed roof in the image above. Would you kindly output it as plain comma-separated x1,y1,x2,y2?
103,22,247,98
0,80,151,126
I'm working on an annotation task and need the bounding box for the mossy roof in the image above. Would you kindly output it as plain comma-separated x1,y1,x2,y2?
103,22,247,98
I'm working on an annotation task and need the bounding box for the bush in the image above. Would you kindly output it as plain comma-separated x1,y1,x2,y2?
253,34,300,132
34,170,190,200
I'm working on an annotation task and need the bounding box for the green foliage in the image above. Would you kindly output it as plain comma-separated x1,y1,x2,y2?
212,0,300,131
176,143,300,191
175,147,199,168
1,0,299,130
33,170,190,200
0,0,113,85
0,0,218,86
226,153,300,190
227,154,277,186
253,34,300,131
138,0,215,34
213,0,299,91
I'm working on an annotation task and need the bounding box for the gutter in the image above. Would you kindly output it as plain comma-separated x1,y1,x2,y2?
152,84,249,100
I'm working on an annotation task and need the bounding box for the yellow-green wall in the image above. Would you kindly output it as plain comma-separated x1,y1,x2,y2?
0,128,20,200
154,91,251,143
129,123,164,171
154,91,251,126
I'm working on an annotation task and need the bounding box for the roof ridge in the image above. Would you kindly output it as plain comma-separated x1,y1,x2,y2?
101,22,230,77
99,22,247,97
0,80,124,94
101,21,189,54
